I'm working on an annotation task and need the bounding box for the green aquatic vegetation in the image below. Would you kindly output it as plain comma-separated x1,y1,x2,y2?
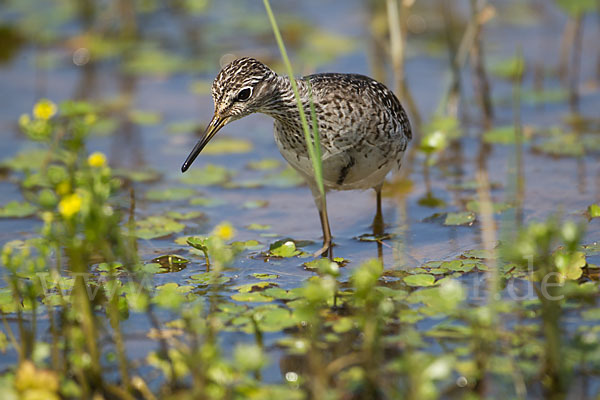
0,148,49,172
199,137,253,155
230,239,263,251
253,273,279,280
489,56,525,80
135,215,186,239
0,201,37,218
242,199,268,209
303,257,348,270
179,163,233,186
123,45,187,76
403,273,436,287
3,2,600,397
444,211,476,226
246,158,282,170
153,282,194,310
188,196,226,207
521,88,568,105
145,187,197,202
189,271,231,286
466,200,513,214
166,210,204,220
587,204,600,219
533,132,585,157
113,167,162,183
151,254,189,272
127,109,161,126
231,291,274,303
245,222,271,231
483,125,532,144
166,120,200,135
417,192,447,208
556,0,597,15
268,239,303,258
189,80,212,95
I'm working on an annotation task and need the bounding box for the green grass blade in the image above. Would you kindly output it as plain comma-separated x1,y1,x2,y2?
263,0,325,197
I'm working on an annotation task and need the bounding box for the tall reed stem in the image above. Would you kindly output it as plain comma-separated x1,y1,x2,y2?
263,0,325,198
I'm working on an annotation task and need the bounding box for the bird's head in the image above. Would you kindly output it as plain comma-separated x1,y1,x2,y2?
181,57,278,172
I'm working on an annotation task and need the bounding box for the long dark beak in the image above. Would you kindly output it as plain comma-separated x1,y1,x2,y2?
181,114,228,172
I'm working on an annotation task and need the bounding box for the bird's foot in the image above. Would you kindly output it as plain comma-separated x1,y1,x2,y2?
313,240,334,259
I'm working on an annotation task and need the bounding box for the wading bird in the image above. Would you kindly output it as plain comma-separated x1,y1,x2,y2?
182,57,411,257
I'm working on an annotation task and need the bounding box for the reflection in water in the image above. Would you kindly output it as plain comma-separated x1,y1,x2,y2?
110,71,144,170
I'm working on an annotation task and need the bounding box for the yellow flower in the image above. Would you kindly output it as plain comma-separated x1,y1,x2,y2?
58,193,82,218
88,151,107,168
213,222,235,240
33,99,57,120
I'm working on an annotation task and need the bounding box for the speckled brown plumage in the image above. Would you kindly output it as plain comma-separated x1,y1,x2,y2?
182,57,412,256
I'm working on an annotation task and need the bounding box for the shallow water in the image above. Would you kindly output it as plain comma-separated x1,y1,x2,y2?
1,0,599,395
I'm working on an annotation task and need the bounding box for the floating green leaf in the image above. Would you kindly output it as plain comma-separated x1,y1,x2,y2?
483,126,529,145
403,273,436,287
263,287,299,300
166,211,204,220
200,137,253,155
588,204,600,219
128,109,161,125
489,57,525,80
466,200,512,214
136,216,186,240
444,212,476,226
113,168,162,183
269,240,301,258
554,250,586,281
189,272,231,285
253,306,297,331
247,158,282,170
0,201,37,218
0,148,47,171
153,283,192,309
179,164,233,186
231,239,263,251
243,200,268,209
151,254,189,272
145,187,196,202
533,133,584,157
231,292,273,303
189,197,226,207
189,80,212,95
124,46,186,76
253,273,279,280
166,120,199,135
521,88,568,105
246,223,271,231
235,281,277,293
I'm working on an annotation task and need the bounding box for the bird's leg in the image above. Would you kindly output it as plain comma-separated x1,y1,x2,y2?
315,205,333,258
311,186,333,259
372,184,384,237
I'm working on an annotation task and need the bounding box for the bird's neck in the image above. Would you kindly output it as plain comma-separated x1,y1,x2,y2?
259,75,309,127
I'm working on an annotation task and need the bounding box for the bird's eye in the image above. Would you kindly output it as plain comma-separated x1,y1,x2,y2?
236,87,252,101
